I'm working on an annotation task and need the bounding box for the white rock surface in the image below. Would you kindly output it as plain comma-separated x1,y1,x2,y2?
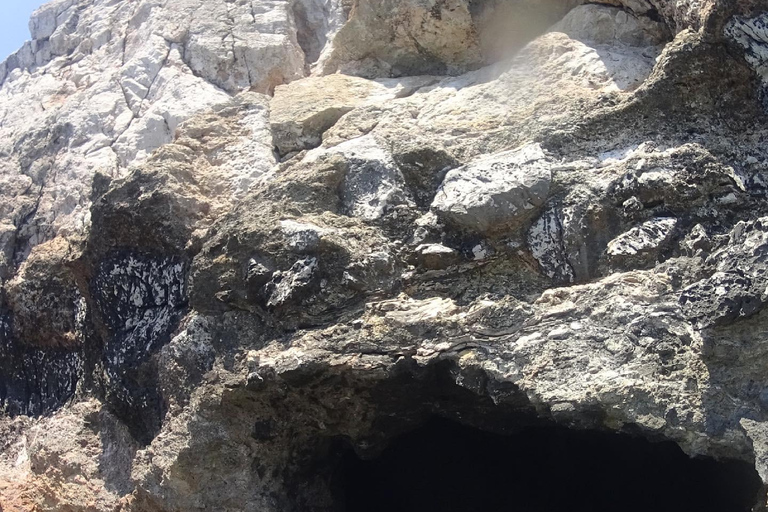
607,217,677,263
0,0,315,275
726,14,768,86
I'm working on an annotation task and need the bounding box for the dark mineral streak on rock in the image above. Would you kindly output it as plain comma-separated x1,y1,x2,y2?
91,252,189,443
0,308,82,416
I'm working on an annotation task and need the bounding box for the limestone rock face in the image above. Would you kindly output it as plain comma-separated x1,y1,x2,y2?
4,0,768,511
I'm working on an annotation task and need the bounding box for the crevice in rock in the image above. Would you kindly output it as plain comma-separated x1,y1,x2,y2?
643,5,662,23
292,0,329,69
111,43,172,160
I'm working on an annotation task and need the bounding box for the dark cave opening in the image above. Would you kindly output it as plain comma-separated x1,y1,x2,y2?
337,417,762,512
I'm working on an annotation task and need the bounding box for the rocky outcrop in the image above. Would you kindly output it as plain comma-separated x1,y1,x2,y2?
3,0,768,511
431,143,552,237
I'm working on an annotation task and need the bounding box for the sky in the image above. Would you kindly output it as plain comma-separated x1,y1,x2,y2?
1,0,48,61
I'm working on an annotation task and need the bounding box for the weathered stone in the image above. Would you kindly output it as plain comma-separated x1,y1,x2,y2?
528,207,576,284
0,400,138,512
391,136,459,209
265,257,319,309
0,0,305,276
319,0,483,77
552,4,669,48
3,0,768,511
606,217,677,267
322,135,414,221
280,220,328,253
681,224,713,256
726,14,768,87
5,238,83,349
412,243,462,270
270,74,437,155
680,218,768,329
431,143,552,236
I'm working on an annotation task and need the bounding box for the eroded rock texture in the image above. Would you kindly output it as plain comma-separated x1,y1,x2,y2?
4,0,768,510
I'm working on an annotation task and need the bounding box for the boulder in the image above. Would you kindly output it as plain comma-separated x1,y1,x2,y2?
431,143,552,236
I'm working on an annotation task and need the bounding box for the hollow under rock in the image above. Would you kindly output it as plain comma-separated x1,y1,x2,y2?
334,416,762,512
232,361,768,512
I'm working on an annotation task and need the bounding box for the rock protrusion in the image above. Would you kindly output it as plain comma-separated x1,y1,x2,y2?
431,143,552,236
319,0,483,77
270,74,437,156
327,135,414,222
680,218,768,329
606,217,677,268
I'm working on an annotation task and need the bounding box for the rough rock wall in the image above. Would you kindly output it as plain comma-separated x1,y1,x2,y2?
3,0,768,510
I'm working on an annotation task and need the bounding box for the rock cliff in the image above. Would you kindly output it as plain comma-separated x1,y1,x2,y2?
3,0,768,510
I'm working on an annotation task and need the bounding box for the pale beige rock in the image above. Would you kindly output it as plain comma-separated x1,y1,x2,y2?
319,0,483,77
0,400,137,512
270,74,437,155
321,9,668,163
552,4,669,47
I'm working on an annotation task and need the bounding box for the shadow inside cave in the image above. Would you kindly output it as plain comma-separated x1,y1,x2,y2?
336,416,762,512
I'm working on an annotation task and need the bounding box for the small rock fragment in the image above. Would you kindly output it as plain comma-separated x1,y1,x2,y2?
280,220,327,253
412,244,461,270
265,258,319,308
607,218,677,267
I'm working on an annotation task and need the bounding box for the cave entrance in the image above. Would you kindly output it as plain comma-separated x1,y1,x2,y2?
337,417,762,512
